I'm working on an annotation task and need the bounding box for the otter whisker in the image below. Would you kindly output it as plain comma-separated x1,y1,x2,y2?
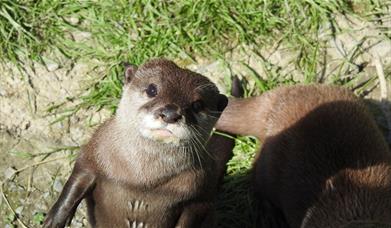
188,129,206,161
207,110,223,114
190,126,216,160
194,83,217,92
193,125,212,136
189,137,203,169
204,114,219,120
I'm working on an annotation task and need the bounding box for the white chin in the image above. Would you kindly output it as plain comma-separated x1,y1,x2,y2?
140,128,181,144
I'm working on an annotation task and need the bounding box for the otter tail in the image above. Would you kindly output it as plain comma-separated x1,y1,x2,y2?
215,77,273,140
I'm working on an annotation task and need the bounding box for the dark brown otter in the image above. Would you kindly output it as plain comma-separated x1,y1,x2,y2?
216,83,391,228
43,59,234,228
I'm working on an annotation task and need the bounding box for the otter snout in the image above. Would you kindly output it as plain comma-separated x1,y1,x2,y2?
154,104,182,124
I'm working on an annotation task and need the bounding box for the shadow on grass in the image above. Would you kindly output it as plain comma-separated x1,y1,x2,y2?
216,171,289,228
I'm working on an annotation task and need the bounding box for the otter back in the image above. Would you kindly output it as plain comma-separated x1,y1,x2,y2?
216,84,391,228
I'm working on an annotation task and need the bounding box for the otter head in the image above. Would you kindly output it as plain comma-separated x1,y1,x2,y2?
116,59,228,146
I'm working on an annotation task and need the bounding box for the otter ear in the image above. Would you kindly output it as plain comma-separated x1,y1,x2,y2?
217,94,228,112
231,75,244,98
123,62,138,84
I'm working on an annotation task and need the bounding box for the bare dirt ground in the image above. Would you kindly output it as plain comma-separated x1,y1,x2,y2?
0,15,390,227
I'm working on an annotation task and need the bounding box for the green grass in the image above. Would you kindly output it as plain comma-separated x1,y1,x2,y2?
216,136,259,227
1,0,390,227
3,0,387,113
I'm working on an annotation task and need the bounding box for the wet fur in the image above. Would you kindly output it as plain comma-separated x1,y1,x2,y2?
216,84,391,227
44,59,234,228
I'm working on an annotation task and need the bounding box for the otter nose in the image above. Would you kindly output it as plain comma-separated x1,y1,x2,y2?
155,104,182,123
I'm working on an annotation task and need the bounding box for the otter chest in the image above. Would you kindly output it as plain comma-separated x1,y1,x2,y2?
87,175,201,228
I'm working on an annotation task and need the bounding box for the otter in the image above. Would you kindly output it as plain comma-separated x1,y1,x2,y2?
43,59,234,228
216,83,391,227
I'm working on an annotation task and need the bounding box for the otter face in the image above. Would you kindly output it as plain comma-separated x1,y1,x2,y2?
117,59,228,146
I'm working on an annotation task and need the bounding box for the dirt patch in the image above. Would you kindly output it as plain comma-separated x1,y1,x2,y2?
0,58,111,227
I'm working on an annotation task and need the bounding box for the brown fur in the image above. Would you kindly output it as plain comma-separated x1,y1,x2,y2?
216,84,391,228
44,59,234,228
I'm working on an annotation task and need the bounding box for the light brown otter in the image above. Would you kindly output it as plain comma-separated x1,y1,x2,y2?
43,59,234,228
216,83,391,228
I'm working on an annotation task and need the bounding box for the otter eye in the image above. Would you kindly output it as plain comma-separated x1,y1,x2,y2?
146,84,157,98
192,100,205,113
